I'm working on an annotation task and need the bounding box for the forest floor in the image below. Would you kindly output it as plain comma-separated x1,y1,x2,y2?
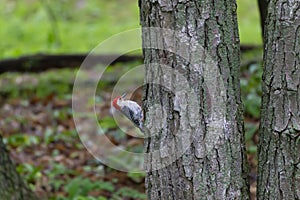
0,48,261,199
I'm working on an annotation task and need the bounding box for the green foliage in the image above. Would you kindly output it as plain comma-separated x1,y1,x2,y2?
247,145,258,154
113,187,147,200
99,117,118,130
64,177,114,199
245,123,259,142
43,128,78,145
4,133,40,148
237,0,262,44
244,93,261,118
46,163,77,192
0,0,139,59
47,163,74,177
0,0,261,60
127,172,145,183
17,164,42,183
0,69,75,99
51,195,107,200
239,48,262,155
49,196,107,200
72,196,107,200
241,63,263,118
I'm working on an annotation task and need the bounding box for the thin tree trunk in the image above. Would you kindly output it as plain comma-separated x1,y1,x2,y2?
257,0,300,199
257,0,268,37
139,0,249,199
0,136,37,200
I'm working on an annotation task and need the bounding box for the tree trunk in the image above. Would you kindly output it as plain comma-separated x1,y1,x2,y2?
257,0,268,38
257,1,300,199
139,0,249,199
0,136,37,200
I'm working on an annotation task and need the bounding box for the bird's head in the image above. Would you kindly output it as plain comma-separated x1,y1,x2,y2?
112,93,127,110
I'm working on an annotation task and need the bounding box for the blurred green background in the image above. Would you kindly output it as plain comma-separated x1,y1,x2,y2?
0,0,262,199
0,0,261,59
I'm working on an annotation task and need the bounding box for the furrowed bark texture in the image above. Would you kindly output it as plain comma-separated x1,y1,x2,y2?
258,1,300,199
139,0,249,199
0,136,37,200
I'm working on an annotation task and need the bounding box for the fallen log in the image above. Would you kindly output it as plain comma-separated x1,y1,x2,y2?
0,54,143,74
0,44,261,74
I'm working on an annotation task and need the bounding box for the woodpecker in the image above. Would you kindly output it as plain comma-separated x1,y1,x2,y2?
112,93,144,132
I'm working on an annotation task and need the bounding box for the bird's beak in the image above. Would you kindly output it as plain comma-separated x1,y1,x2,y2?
121,93,127,98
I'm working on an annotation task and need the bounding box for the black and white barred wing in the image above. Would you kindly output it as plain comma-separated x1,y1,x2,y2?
120,101,143,131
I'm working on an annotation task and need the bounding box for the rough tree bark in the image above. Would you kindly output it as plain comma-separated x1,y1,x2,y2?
257,1,300,199
0,136,37,200
139,0,249,199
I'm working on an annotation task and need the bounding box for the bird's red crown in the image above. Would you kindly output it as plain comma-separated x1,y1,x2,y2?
112,96,121,110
